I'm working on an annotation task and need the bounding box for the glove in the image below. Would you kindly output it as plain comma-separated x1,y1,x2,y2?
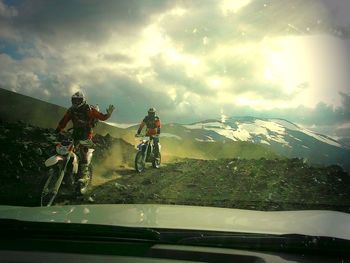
106,105,115,115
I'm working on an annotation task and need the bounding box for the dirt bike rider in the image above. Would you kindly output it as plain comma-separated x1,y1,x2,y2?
55,91,115,182
135,107,161,157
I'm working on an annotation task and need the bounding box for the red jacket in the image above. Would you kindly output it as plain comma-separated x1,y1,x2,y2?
138,115,161,136
56,105,111,139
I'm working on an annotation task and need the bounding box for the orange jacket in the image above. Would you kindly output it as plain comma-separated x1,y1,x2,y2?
138,116,161,136
56,105,111,139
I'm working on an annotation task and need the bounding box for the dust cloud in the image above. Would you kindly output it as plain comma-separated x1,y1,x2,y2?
92,141,135,186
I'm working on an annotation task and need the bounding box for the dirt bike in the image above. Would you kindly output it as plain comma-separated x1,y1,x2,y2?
135,134,161,173
40,130,94,206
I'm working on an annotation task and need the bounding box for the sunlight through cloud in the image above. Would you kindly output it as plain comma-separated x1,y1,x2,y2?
220,0,251,15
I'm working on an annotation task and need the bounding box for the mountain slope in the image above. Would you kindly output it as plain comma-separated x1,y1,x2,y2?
1,90,349,210
1,119,349,212
3,88,346,169
124,123,280,161
0,88,279,161
0,88,126,137
80,158,350,212
136,117,350,171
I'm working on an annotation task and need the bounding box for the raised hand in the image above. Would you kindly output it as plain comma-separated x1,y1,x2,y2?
107,104,115,115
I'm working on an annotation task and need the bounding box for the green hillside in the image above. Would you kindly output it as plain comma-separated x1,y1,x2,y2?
158,138,279,161
85,158,350,212
0,88,125,137
0,88,279,161
124,123,279,161
0,88,66,128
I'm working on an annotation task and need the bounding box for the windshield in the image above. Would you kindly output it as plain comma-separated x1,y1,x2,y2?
0,0,350,238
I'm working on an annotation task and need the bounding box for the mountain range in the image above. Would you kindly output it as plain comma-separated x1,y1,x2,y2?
1,87,349,171
147,117,349,170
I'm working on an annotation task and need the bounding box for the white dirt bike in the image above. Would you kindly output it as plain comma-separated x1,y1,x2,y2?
40,130,94,206
135,135,161,173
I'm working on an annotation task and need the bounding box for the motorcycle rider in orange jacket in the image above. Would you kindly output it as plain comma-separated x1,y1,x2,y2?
136,107,161,157
55,91,115,181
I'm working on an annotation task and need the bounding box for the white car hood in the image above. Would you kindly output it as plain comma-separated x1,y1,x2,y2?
0,204,349,240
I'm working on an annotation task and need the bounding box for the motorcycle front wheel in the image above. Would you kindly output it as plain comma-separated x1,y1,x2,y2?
40,167,60,207
135,151,145,173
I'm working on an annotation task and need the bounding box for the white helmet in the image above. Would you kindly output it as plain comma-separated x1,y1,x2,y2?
71,91,86,108
147,107,156,117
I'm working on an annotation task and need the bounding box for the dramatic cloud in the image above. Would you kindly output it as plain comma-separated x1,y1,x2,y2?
0,0,350,128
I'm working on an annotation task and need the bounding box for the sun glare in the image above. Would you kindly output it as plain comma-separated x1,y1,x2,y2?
234,95,293,110
261,37,309,95
221,0,251,15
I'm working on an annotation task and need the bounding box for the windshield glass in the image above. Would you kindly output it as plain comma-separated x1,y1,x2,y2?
0,0,350,233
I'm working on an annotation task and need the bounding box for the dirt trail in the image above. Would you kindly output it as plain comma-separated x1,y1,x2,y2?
92,166,134,187
64,158,350,213
2,120,350,213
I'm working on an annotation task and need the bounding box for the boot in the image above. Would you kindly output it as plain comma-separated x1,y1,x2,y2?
154,146,160,159
78,164,90,183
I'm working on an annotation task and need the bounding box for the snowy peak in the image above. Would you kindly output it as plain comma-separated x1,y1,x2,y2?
183,117,345,149
181,117,350,171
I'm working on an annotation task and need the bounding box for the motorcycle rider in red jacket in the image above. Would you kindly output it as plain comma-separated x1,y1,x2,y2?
136,107,161,157
55,91,115,181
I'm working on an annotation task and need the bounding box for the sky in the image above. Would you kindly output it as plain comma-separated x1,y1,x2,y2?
0,0,350,139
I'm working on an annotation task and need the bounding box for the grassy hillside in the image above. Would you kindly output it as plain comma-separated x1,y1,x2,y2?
0,88,280,161
0,88,125,137
0,88,67,128
159,138,280,161
123,122,280,161
84,158,350,212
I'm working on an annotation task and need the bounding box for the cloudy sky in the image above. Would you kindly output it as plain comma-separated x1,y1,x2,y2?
1,0,350,138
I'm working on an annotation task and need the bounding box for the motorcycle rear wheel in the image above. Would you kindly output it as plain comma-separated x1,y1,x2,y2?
40,167,60,207
135,151,145,173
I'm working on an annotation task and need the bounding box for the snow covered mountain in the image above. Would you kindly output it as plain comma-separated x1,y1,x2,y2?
178,116,350,171
183,117,343,148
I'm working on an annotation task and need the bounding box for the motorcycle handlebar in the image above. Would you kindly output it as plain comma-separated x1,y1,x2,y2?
53,129,94,148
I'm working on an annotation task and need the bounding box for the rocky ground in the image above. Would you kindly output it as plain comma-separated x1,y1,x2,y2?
0,120,135,206
77,158,350,212
1,120,350,213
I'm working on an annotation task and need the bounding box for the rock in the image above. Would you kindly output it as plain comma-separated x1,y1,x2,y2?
35,147,43,156
47,135,57,142
24,126,34,131
141,178,152,185
115,182,127,189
